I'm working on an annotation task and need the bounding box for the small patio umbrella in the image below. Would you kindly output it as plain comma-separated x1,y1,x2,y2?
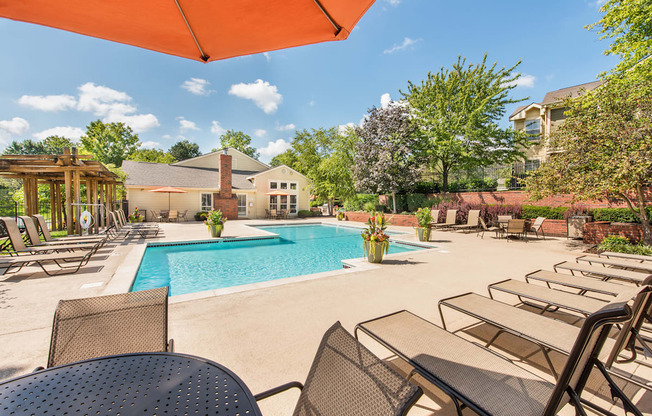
149,186,188,210
265,190,289,196
0,0,376,62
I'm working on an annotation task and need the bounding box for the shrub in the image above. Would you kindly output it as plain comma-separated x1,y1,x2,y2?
407,194,429,212
563,204,592,220
343,194,379,211
310,201,320,207
194,211,208,221
362,201,376,212
298,210,315,218
415,207,433,227
593,207,652,223
522,205,568,220
414,181,440,194
374,204,391,213
598,235,652,256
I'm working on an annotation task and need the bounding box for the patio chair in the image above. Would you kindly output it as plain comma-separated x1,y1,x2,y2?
525,269,632,297
115,210,158,229
160,210,169,221
0,217,99,255
477,217,501,239
528,216,546,239
450,209,480,233
432,209,457,230
178,210,188,222
0,245,100,276
108,212,159,238
20,216,107,248
437,283,652,394
265,209,272,219
599,251,652,263
553,261,652,286
355,300,637,416
168,210,178,222
31,214,109,245
577,255,652,274
150,210,163,223
254,322,422,416
429,209,440,227
504,219,527,241
270,208,277,219
43,287,173,368
277,209,287,219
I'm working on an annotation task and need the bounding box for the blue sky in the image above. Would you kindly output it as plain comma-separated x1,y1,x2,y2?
0,0,617,163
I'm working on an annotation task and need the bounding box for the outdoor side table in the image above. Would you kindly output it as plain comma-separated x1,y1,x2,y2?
0,352,263,416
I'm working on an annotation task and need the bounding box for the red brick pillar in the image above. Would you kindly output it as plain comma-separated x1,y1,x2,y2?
213,152,238,219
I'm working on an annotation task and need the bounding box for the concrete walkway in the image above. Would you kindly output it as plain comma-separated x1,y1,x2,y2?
1,218,650,415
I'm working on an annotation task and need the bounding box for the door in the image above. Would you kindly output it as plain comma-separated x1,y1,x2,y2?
237,194,247,217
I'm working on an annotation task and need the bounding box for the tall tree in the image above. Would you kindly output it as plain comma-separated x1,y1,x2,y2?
169,140,201,161
587,0,652,76
269,149,298,168
127,148,177,164
352,104,427,212
402,54,530,191
2,136,76,155
525,59,652,244
213,130,259,159
80,120,140,167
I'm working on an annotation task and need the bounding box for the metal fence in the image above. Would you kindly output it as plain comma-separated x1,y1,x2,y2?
432,161,540,192
0,200,53,227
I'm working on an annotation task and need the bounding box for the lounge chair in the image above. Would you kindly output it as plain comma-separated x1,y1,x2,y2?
0,217,99,255
0,246,99,276
525,269,632,297
429,209,440,227
42,287,173,368
450,209,480,233
108,212,158,238
599,251,652,263
437,285,652,393
577,255,652,274
528,216,546,239
432,209,457,230
20,216,107,248
355,300,636,416
477,217,501,239
254,322,422,416
118,209,158,228
553,261,652,286
31,214,109,245
503,219,527,241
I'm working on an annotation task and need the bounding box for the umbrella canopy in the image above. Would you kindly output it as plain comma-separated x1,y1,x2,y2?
265,190,289,196
0,0,376,62
149,186,188,210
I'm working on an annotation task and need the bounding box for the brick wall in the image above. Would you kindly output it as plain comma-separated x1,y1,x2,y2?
214,152,238,219
344,211,418,227
583,221,643,244
541,219,566,237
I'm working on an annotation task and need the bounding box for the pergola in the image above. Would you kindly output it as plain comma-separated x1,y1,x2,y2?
0,148,120,235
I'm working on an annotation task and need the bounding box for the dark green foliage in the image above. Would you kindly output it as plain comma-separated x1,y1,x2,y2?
362,201,376,212
593,207,652,223
521,205,568,220
3,136,77,155
298,210,317,218
598,236,652,256
414,182,440,193
169,140,201,161
343,194,379,211
447,178,498,192
194,211,208,221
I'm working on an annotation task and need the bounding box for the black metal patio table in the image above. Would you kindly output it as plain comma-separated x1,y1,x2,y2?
0,352,263,415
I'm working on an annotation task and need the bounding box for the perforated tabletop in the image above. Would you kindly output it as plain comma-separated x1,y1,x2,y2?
0,352,263,416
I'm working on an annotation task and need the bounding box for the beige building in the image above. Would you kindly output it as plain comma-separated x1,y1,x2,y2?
122,148,311,220
509,80,603,162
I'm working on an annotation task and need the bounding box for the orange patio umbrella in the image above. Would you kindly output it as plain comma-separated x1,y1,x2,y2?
265,190,289,196
0,0,376,62
149,186,188,210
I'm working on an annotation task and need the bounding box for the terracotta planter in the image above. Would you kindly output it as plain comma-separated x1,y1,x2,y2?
416,227,431,242
209,224,223,238
363,240,387,263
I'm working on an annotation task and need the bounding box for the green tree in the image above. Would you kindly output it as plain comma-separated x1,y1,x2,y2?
269,149,298,168
525,59,652,244
2,136,76,155
587,0,652,76
127,148,177,164
80,120,140,167
402,54,530,191
169,140,201,161
212,130,259,159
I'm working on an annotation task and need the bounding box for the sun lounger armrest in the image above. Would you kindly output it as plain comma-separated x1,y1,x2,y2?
254,381,304,401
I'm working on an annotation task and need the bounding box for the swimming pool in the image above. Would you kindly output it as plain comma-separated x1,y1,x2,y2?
132,224,426,296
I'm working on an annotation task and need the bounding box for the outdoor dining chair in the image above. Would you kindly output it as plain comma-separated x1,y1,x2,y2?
150,210,163,222
168,210,178,222
528,216,546,239
504,219,527,241
42,287,173,368
254,322,422,416
178,210,188,222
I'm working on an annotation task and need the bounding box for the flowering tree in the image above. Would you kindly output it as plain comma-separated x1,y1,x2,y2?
352,103,427,212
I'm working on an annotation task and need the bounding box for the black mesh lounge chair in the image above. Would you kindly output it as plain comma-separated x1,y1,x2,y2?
525,269,633,297
254,322,422,416
553,261,652,286
20,216,106,248
44,287,173,368
0,217,99,255
356,300,637,416
437,283,652,393
577,255,652,274
31,214,108,245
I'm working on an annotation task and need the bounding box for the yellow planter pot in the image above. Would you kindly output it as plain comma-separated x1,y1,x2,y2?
363,240,389,263
416,227,431,242
208,224,223,238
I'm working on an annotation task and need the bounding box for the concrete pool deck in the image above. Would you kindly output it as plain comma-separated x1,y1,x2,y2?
1,217,650,415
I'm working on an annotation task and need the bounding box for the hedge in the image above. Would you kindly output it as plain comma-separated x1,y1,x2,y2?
593,207,652,223
298,210,318,218
521,205,567,220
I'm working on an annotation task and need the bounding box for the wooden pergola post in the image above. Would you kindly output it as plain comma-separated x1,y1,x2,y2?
55,182,63,231
73,170,81,235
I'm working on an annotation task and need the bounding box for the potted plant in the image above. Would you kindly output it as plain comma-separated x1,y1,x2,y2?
204,209,226,237
415,207,433,241
336,207,345,221
129,207,143,223
361,212,390,263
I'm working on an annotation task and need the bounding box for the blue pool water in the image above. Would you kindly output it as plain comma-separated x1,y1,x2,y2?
132,224,425,296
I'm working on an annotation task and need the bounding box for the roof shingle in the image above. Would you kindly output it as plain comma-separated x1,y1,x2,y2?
122,160,256,189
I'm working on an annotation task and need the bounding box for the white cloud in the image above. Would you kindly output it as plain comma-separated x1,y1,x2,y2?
380,93,392,108
32,126,84,140
162,134,172,140
338,122,356,135
383,37,420,54
263,52,271,62
505,74,536,88
258,138,292,161
178,117,199,131
386,0,401,5
0,117,30,135
210,121,227,136
76,82,159,132
229,79,282,114
308,100,316,107
141,140,161,149
254,129,266,138
276,123,295,131
18,94,77,112
181,78,213,96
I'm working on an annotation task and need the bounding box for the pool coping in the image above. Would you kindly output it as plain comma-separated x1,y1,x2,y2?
103,221,437,303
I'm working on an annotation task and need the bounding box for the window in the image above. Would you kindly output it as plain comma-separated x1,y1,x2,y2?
550,107,567,122
290,183,297,190
200,193,213,211
237,194,246,216
269,195,278,211
525,119,540,136
290,195,297,214
270,182,278,189
280,182,288,190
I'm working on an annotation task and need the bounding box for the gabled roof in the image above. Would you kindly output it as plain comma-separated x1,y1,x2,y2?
509,102,542,120
245,164,308,181
540,80,604,106
171,147,270,171
122,160,256,189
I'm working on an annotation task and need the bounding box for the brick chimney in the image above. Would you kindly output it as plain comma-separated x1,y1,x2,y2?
218,152,232,198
